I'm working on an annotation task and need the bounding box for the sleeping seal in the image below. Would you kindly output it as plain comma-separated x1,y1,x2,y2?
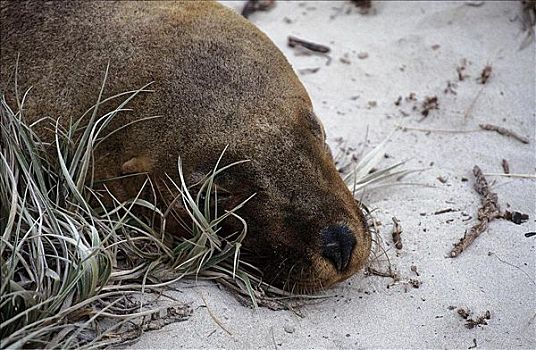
0,1,371,292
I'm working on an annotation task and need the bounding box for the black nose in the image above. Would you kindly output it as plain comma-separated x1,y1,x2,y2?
321,224,356,272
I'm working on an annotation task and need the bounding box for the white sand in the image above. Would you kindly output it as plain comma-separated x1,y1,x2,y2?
129,1,535,349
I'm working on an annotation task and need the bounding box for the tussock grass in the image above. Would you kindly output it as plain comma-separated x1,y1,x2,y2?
0,67,271,348
335,132,417,196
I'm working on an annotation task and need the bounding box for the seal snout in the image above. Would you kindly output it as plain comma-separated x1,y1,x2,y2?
321,224,357,273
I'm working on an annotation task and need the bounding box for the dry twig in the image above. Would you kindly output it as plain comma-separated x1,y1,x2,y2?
298,67,320,75
501,159,510,174
366,266,398,280
482,173,536,179
450,166,500,257
479,123,530,144
397,125,480,134
434,208,455,215
288,36,331,53
241,0,275,18
391,217,403,249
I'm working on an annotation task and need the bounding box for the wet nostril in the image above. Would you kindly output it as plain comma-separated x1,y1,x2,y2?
321,224,356,272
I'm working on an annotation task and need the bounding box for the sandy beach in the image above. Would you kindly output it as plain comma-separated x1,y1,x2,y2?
128,1,535,349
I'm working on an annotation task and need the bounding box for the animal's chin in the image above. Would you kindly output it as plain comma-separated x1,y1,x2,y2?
250,252,370,294
293,259,369,293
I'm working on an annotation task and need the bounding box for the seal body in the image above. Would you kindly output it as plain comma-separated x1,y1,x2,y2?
0,1,371,291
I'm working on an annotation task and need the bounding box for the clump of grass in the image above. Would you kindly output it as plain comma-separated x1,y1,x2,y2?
0,74,183,348
335,132,416,196
0,66,276,348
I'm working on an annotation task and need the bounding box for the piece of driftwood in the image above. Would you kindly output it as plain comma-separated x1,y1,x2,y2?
450,166,500,257
479,123,530,144
288,36,331,53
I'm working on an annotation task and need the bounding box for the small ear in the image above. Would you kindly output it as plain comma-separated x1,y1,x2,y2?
121,156,154,175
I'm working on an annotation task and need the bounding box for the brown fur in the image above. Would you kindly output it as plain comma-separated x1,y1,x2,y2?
0,1,371,291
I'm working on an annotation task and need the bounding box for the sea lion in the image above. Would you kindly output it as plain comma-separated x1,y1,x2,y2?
0,1,371,292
